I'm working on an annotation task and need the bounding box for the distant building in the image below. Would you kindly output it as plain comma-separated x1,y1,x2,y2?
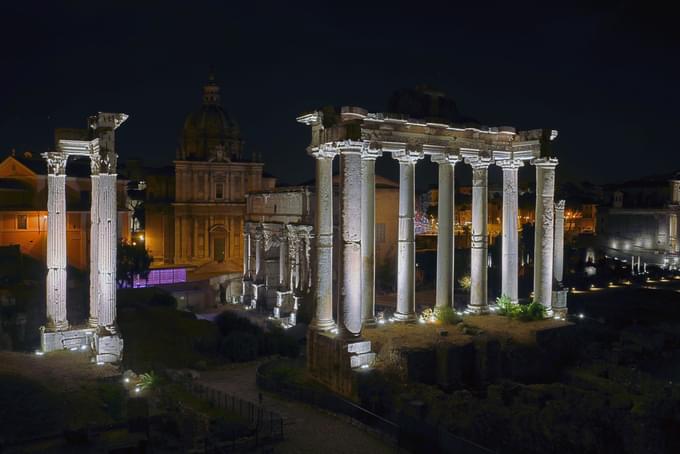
141,74,275,274
597,173,680,267
0,153,130,270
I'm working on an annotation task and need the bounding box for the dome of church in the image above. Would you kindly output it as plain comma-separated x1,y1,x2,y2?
178,73,244,161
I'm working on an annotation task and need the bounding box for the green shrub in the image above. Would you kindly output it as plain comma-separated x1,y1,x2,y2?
496,294,519,317
434,306,461,325
516,301,547,321
496,295,546,321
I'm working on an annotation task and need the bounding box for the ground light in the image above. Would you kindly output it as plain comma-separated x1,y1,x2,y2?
579,313,585,319
34,350,44,356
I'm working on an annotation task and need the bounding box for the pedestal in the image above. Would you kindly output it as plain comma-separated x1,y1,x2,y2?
307,329,376,398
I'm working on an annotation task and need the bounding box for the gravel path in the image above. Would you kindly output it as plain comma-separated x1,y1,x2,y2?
199,361,399,454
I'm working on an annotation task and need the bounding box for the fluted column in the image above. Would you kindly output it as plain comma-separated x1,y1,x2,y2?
279,228,288,288
361,147,381,326
89,156,101,327
97,173,117,328
310,149,336,331
553,200,566,285
254,227,264,283
467,158,492,314
44,152,69,331
533,158,559,316
498,159,523,303
243,231,251,277
339,145,363,337
393,148,423,322
433,154,459,309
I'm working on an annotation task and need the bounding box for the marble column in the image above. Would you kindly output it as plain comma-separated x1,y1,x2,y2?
553,200,566,285
279,229,288,288
361,147,381,326
254,227,264,283
310,149,336,331
44,152,69,331
89,156,101,327
433,154,459,309
243,231,251,277
97,173,117,328
393,148,423,322
467,158,492,314
499,159,523,303
533,158,559,316
339,146,363,337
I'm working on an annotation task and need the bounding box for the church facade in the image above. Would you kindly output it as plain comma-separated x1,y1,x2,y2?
144,75,275,272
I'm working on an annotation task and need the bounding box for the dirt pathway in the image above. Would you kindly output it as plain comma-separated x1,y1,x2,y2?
199,361,399,454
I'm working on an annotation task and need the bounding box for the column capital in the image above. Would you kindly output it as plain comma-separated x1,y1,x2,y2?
496,159,524,169
393,148,424,163
309,146,338,160
465,156,494,169
531,157,559,168
360,142,382,160
431,152,461,165
42,152,68,175
90,152,102,175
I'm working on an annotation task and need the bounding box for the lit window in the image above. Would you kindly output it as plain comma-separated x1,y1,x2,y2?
215,183,224,199
16,215,27,230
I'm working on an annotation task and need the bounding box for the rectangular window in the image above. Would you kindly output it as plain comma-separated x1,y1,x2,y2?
376,223,386,243
16,215,27,230
216,183,224,199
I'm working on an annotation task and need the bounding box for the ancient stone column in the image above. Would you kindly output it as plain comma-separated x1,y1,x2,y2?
393,148,423,321
339,146,363,336
553,200,566,285
44,152,69,331
97,173,117,328
499,159,523,303
467,158,492,314
254,227,264,283
433,153,459,309
310,149,336,331
243,231,251,278
279,228,288,288
533,158,559,316
361,146,381,326
89,155,101,327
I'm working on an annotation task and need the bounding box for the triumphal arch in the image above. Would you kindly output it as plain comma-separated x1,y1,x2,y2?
299,107,565,392
39,112,127,364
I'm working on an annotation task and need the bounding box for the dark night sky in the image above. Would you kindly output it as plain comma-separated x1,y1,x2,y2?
1,1,678,189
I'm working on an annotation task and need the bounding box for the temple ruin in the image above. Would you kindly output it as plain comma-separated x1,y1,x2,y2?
297,107,567,390
39,112,127,363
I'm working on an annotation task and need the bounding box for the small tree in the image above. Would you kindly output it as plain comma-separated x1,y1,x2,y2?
117,240,152,288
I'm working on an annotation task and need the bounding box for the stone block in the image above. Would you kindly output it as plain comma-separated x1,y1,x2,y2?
40,327,95,352
350,352,376,369
347,340,371,354
95,333,123,363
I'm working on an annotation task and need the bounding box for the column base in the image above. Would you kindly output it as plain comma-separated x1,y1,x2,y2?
40,326,95,353
94,330,123,364
552,289,568,317
309,318,336,332
466,304,490,315
393,311,418,323
362,317,377,328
